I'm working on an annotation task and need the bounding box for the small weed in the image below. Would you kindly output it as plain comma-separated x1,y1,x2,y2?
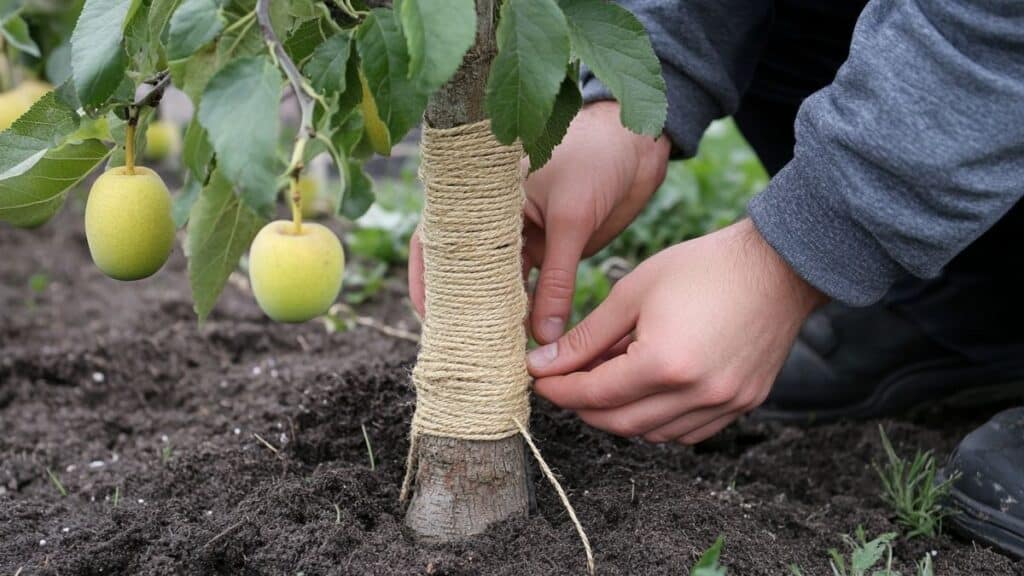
46,468,67,497
691,535,727,576
917,554,935,576
28,273,50,294
112,485,121,507
361,423,376,471
874,426,957,538
815,526,937,576
25,272,50,309
160,444,174,465
828,527,897,576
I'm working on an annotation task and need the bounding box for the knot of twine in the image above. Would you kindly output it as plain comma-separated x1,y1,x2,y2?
402,120,594,575
409,120,531,442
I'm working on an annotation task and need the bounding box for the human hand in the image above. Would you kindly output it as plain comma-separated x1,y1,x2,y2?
409,101,671,342
527,219,827,444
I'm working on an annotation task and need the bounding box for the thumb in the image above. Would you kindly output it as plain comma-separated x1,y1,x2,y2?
527,277,638,377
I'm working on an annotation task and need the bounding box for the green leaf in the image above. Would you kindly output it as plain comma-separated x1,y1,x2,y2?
341,159,373,219
0,140,110,228
524,73,580,171
284,13,334,65
0,89,80,179
182,116,213,180
558,0,666,137
70,0,133,106
124,0,146,33
400,0,475,91
169,44,218,103
356,8,427,144
691,535,726,576
198,56,283,212
2,14,40,57
485,0,570,144
167,0,224,60
304,32,351,96
187,167,267,322
172,172,201,227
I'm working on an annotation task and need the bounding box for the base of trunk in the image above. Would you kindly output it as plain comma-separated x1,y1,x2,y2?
404,434,529,540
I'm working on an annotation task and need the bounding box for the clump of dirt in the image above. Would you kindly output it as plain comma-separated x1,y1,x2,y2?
2,207,1022,575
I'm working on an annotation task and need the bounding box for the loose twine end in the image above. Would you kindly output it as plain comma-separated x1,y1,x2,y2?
513,417,596,576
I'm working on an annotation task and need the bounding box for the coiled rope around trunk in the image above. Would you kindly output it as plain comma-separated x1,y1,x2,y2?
402,120,593,575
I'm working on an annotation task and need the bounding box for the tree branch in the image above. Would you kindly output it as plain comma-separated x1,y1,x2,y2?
133,71,172,109
256,0,315,178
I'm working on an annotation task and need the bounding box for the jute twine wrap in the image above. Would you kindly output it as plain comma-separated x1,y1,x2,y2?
402,120,594,575
409,120,530,442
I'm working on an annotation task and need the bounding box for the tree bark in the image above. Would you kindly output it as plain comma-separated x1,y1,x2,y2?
404,0,531,541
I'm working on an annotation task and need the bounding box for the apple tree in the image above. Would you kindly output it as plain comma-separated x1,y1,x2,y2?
0,0,667,567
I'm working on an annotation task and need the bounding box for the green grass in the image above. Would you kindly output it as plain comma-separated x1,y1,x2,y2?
874,426,957,539
45,467,67,497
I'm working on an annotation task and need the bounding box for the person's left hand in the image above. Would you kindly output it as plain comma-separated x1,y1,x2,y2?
527,219,827,444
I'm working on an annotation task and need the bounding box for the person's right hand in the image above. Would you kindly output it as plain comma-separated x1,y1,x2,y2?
409,101,672,343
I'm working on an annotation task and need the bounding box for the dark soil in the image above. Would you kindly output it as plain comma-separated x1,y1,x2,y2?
2,205,1023,576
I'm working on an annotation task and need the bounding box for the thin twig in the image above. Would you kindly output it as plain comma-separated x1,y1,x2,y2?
252,433,282,458
203,519,247,549
352,316,419,343
333,502,342,524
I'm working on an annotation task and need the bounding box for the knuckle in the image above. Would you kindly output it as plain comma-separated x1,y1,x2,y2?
652,356,694,387
702,381,739,407
562,322,594,357
537,266,576,303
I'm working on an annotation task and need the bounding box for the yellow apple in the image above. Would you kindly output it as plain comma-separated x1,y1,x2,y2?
144,120,180,161
85,166,176,281
0,81,51,132
248,220,345,323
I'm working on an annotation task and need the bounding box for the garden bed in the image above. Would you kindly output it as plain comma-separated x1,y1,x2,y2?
2,208,1021,575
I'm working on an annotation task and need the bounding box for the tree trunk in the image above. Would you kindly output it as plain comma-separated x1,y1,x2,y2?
403,0,531,541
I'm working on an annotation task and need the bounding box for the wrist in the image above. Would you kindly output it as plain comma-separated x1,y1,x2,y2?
734,218,828,318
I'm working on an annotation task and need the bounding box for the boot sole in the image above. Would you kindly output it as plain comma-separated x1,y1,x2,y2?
753,358,1024,424
941,470,1024,559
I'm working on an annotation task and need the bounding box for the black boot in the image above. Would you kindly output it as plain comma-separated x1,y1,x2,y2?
757,301,1024,423
942,407,1024,558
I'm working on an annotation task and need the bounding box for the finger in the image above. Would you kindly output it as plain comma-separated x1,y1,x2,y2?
527,277,639,376
678,412,741,445
531,214,590,344
642,405,734,444
408,227,425,318
534,343,666,410
575,388,703,438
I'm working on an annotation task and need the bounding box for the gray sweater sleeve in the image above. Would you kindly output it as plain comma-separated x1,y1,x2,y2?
580,0,773,156
747,0,1024,305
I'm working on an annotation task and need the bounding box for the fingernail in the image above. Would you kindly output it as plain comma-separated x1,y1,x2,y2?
528,342,558,370
539,316,565,342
